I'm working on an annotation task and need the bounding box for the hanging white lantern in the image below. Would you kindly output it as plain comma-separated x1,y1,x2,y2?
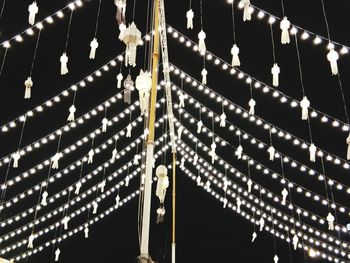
209,141,217,164
84,226,89,239
220,111,226,127
327,48,339,75
55,248,61,262
281,188,288,205
89,38,99,60
268,146,275,161
186,9,194,29
271,63,280,87
197,120,203,133
60,53,69,75
179,92,185,108
223,197,227,208
309,143,317,162
118,22,126,41
177,125,183,140
198,30,207,53
193,154,199,165
75,181,82,195
274,255,279,263
98,180,106,193
92,201,98,214
247,179,252,193
135,70,152,115
67,105,76,122
201,68,208,85
231,44,241,67
52,152,62,169
88,149,94,164
62,216,70,230
196,175,201,185
28,1,39,26
102,118,108,133
28,233,35,249
326,212,335,230
180,157,185,169
133,154,141,165
12,152,20,168
114,0,126,25
41,191,48,206
300,96,310,120
112,148,118,161
123,74,134,104
259,217,265,231
155,165,169,204
123,22,141,67
117,72,123,89
126,123,132,138
346,133,350,160
248,98,256,115
24,77,33,99
115,194,120,207
251,231,257,243
292,234,299,250
236,145,243,160
243,0,251,21
280,17,291,44
236,197,242,213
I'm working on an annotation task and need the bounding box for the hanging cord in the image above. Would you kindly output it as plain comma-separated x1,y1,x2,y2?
49,226,59,263
200,0,203,29
0,0,5,20
29,29,42,77
161,93,166,164
247,157,251,179
297,213,308,262
28,182,45,240
224,167,228,199
189,0,192,9
78,159,84,181
294,35,314,144
211,115,215,145
231,1,236,43
269,127,273,146
320,157,331,212
286,231,294,263
249,81,253,99
280,0,286,17
93,0,102,38
64,9,74,52
252,210,256,233
319,0,331,42
143,0,151,70
269,23,276,63
132,0,137,21
270,209,278,256
336,72,350,126
45,133,62,193
0,47,8,79
280,156,285,179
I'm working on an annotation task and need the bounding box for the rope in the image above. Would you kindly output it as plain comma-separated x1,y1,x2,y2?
64,9,74,52
0,0,5,20
231,1,236,43
94,0,102,38
200,0,203,29
337,72,350,125
132,0,137,21
319,0,331,43
29,29,42,76
0,47,8,79
280,0,286,17
269,24,276,63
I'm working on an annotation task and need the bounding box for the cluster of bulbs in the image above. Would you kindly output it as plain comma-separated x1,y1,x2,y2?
1,0,85,49
167,26,350,135
167,64,350,172
170,85,350,201
174,118,349,231
176,137,350,254
177,161,348,263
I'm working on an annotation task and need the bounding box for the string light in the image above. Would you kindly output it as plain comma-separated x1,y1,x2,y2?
167,26,350,135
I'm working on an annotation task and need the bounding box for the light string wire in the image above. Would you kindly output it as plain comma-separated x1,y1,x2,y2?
231,0,236,43
0,0,5,20
0,47,7,78
168,81,350,200
63,9,74,53
269,23,276,63
93,0,102,38
167,26,350,133
29,28,42,77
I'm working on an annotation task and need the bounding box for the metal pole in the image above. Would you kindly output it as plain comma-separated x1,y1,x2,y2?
139,0,160,260
171,152,176,263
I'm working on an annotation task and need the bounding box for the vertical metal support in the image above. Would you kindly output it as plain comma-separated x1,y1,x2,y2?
171,152,177,263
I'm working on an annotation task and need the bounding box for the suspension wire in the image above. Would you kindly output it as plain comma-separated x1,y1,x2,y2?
297,213,308,262
269,127,273,146
270,209,278,256
231,1,236,43
93,0,102,38
64,9,74,52
29,29,42,76
249,81,253,98
49,226,59,263
319,0,331,42
143,0,151,70
132,0,137,21
200,0,203,29
0,0,5,20
269,23,276,63
287,231,294,263
189,0,192,9
337,71,350,125
280,0,286,17
0,47,8,79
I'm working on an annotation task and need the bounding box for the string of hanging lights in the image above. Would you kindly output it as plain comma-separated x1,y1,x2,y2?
166,26,350,135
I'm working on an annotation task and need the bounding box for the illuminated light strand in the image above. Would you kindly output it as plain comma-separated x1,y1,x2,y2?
0,142,170,255
174,117,349,221
0,99,144,195
168,84,350,198
9,189,140,262
177,161,349,263
167,26,350,134
228,0,350,57
177,140,350,252
167,63,350,172
0,0,85,48
0,89,129,167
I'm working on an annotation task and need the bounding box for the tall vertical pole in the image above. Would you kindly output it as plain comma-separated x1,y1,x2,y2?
171,152,176,263
139,0,160,260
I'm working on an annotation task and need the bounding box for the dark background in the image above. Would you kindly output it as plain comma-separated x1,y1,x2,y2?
0,0,350,262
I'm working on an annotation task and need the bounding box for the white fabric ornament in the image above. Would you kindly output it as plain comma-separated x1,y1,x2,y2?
52,152,62,169
223,197,227,208
156,165,169,204
300,96,310,120
243,0,251,21
274,255,279,263
281,188,288,205
209,142,217,164
115,194,120,207
41,191,48,206
280,17,291,44
88,149,94,164
98,180,106,193
231,44,241,67
292,234,299,250
196,175,201,186
60,53,69,75
123,22,141,67
135,70,152,115
62,216,70,230
123,74,133,104
327,212,335,230
102,118,108,133
133,154,140,165
55,248,61,262
193,154,198,165
12,152,20,168
201,68,208,85
327,49,339,76
247,179,252,193
67,105,76,122
126,124,132,138
236,197,242,213
271,63,280,87
125,175,130,187
118,22,126,41
346,133,350,160
179,92,185,108
28,1,38,25
186,9,194,29
28,233,35,249
251,232,257,243
84,226,89,239
152,158,156,168
112,148,118,161
248,98,256,115
198,30,206,53
114,0,126,24
223,179,228,193
117,73,123,89
177,125,183,140
309,143,317,163
75,181,82,195
236,145,243,160
220,112,226,127
267,146,276,161
24,77,33,99
197,120,203,133
180,157,185,169
89,38,99,59
259,217,265,232
205,180,211,190
92,201,98,214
